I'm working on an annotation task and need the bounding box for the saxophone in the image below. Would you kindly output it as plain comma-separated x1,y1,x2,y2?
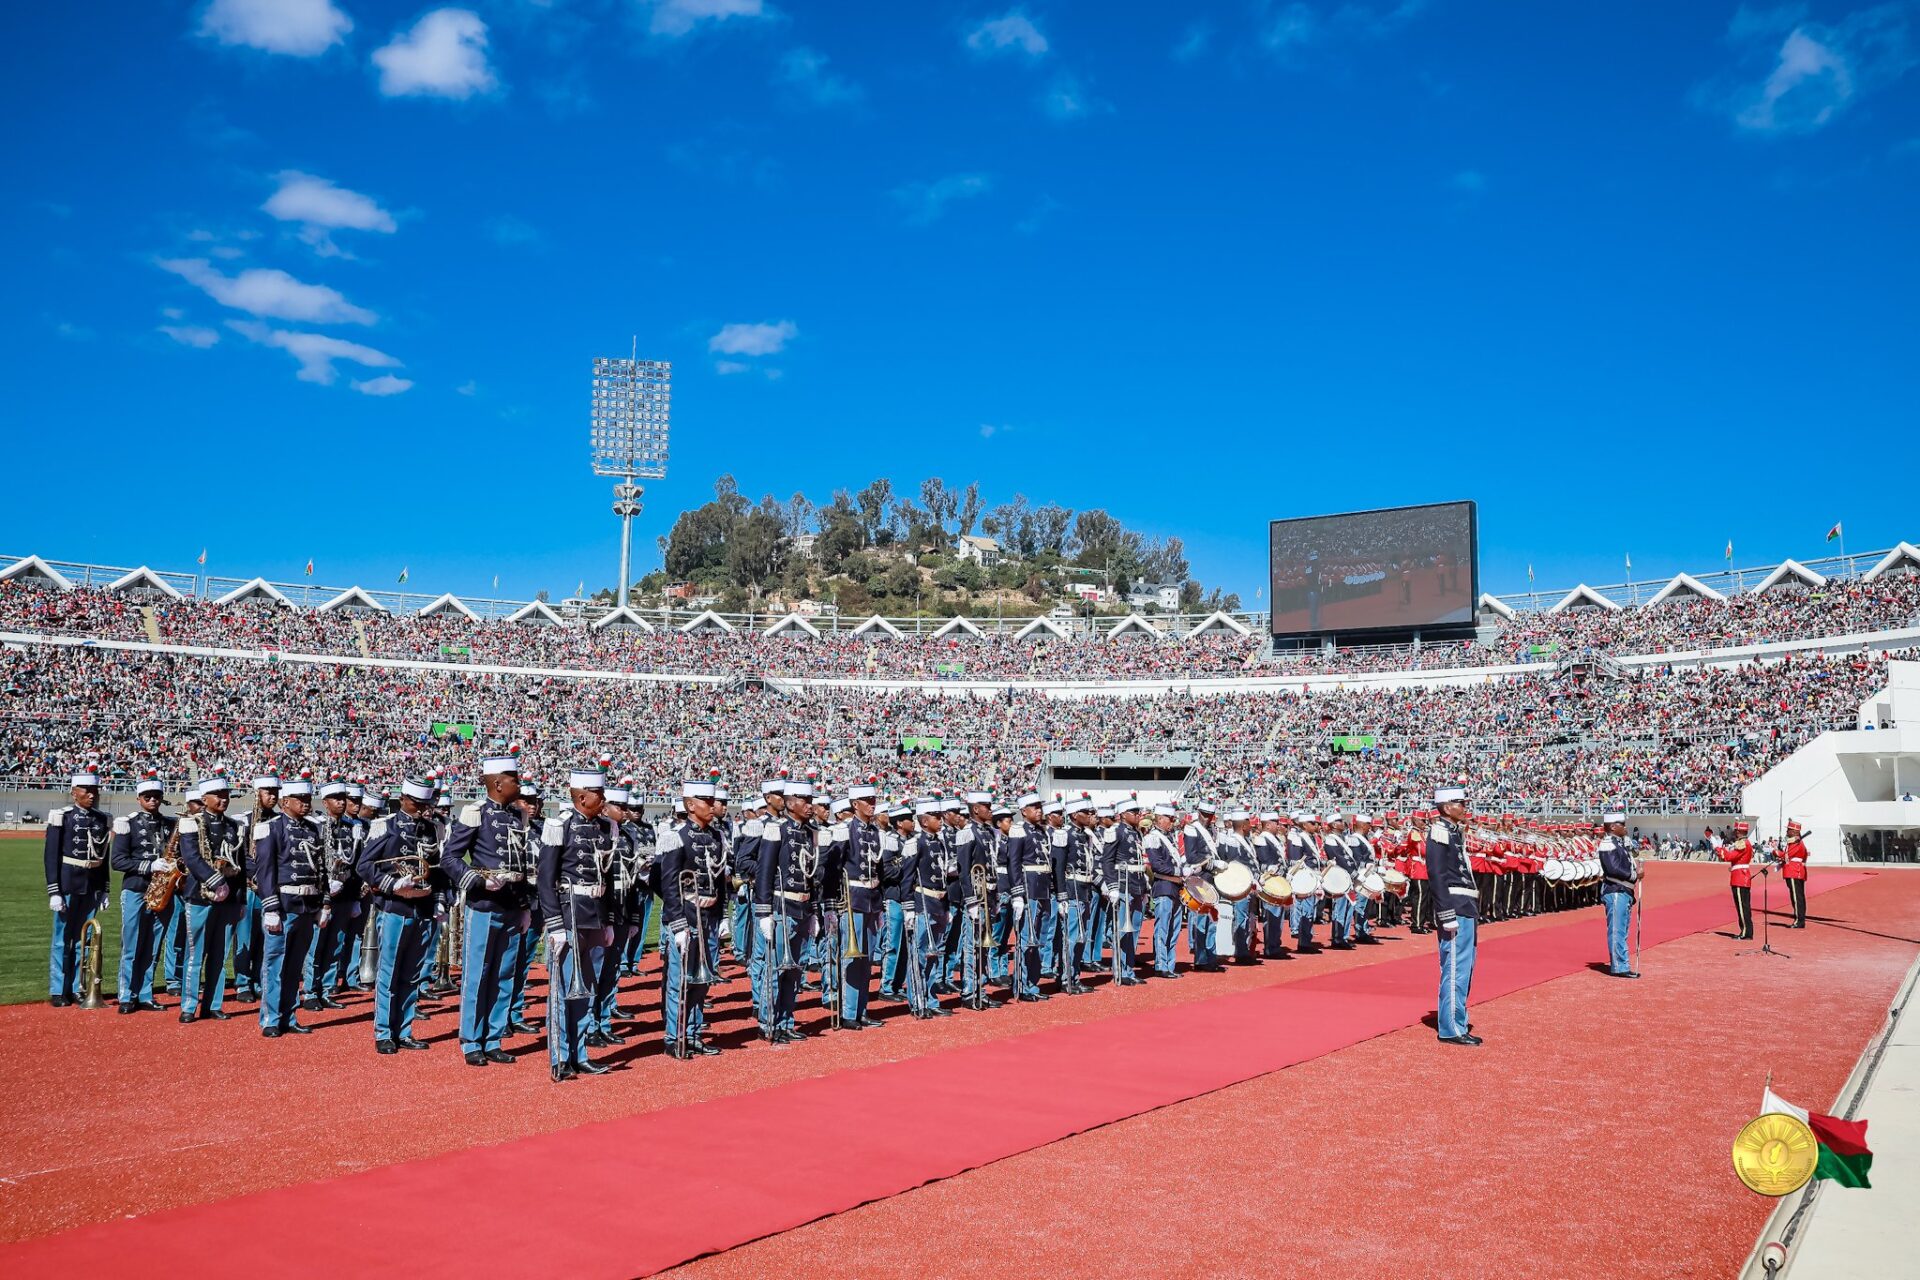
142,817,185,913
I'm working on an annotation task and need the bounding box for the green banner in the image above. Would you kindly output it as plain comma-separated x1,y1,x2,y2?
1329,734,1376,752
901,736,946,751
935,661,965,675
431,721,477,742
440,645,472,657
1528,642,1560,656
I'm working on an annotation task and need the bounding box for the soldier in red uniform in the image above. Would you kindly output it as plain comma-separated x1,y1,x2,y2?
1781,820,1810,928
1719,820,1756,939
1406,809,1431,933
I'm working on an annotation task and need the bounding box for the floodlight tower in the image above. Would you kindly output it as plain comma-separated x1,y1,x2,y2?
590,339,671,608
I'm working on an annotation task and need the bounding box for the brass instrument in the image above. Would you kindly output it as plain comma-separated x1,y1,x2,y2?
969,862,991,1011
143,820,185,913
78,917,108,1008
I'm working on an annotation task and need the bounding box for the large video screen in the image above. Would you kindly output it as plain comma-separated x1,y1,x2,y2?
1269,501,1477,638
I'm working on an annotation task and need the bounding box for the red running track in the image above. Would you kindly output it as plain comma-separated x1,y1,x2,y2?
0,870,1869,1278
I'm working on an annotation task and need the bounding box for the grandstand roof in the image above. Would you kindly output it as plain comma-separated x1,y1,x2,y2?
850,615,903,638
1753,559,1828,593
1647,573,1726,606
764,613,821,639
589,606,655,633
679,610,734,634
104,566,183,600
1549,585,1621,614
932,616,985,639
1014,616,1070,641
214,577,291,607
1477,593,1516,621
1864,542,1920,583
0,555,74,591
418,592,478,619
1108,614,1163,638
1191,611,1252,636
317,586,389,614
506,600,566,625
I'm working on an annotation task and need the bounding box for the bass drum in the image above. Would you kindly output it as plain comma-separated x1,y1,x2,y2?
1290,865,1322,898
1321,865,1353,898
1213,862,1255,902
1543,858,1564,882
1256,872,1294,906
1357,868,1387,901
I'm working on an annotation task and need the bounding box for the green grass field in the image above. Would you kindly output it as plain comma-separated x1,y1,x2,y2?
1,832,164,1005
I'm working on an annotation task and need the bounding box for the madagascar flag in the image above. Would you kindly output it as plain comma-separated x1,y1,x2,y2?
1763,1087,1872,1187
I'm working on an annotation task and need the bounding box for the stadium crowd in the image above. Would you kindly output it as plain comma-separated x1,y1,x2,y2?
2,572,1914,682
0,638,1896,815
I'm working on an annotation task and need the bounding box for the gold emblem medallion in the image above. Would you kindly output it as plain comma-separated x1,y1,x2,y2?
1732,1112,1818,1197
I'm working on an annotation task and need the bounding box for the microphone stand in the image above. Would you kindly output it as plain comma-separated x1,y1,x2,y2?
1737,859,1790,960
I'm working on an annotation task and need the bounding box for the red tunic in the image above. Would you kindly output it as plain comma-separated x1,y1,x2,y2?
1782,839,1809,881
1720,839,1755,888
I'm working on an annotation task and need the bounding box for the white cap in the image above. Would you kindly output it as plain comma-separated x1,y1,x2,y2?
1196,800,1217,814
136,777,165,796
197,776,231,794
1352,812,1373,824
187,782,206,801
1152,803,1178,817
1043,800,1064,815
942,797,965,812
282,780,313,798
1434,786,1467,805
761,777,787,794
1603,811,1627,824
402,779,436,801
481,754,520,775
788,780,814,798
848,784,877,801
1114,796,1141,814
1258,810,1280,822
1225,808,1250,822
1065,798,1094,815
1017,792,1043,809
319,780,350,799
568,768,608,789
964,791,992,806
252,775,281,790
914,798,942,817
605,787,629,804
683,780,716,799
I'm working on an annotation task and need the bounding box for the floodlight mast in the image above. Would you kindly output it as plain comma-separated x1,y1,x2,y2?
590,338,671,608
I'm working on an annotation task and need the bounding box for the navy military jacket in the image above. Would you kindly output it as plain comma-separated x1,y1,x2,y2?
177,811,246,904
357,811,443,921
44,803,113,899
443,797,535,913
255,811,326,916
752,815,816,919
1426,817,1479,926
537,809,618,931
1598,835,1637,892
658,818,727,935
110,809,177,895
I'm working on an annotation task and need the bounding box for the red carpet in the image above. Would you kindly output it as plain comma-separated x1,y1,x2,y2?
0,873,1864,1278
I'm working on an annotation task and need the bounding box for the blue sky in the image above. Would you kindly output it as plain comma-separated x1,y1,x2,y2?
4,1,1917,604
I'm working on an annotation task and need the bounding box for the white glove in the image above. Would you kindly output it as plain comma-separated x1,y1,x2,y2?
49,894,65,912
757,917,774,942
152,858,177,875
1103,887,1121,904
319,908,332,928
1440,919,1458,936
670,928,689,954
328,878,345,895
546,931,569,956
967,904,982,922
1011,897,1026,923
394,875,417,891
483,875,504,892
264,912,284,935
1056,900,1069,917
435,901,448,920
209,881,231,903
903,910,919,929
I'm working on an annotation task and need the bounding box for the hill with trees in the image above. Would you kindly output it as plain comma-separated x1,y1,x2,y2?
628,475,1242,619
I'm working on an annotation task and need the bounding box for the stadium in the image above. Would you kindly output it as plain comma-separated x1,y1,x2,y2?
3,534,1918,1277
10,4,1920,1277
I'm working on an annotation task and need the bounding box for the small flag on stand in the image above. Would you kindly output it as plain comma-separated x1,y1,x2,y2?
397,566,409,584
1762,1087,1873,1188
197,548,207,566
1826,522,1843,542
304,558,314,577
1725,540,1733,562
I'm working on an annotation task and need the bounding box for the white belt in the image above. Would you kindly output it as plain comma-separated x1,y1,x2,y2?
1022,863,1053,872
847,878,879,889
279,884,320,897
916,886,947,900
778,890,811,902
62,856,106,868
1448,886,1479,897
567,884,604,898
1068,874,1096,883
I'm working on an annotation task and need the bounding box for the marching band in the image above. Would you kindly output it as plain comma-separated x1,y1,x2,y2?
45,755,1643,1076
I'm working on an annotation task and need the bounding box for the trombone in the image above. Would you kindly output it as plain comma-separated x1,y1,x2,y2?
969,863,991,1010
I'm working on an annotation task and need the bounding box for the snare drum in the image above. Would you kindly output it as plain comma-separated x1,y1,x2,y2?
1321,865,1353,898
1357,868,1386,901
1381,868,1409,897
1256,872,1293,906
1543,858,1564,882
1213,862,1254,902
1290,866,1322,898
1179,874,1221,918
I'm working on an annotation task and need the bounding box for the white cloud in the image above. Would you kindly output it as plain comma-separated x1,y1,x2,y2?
199,0,352,56
456,379,479,395
1261,2,1319,57
264,172,397,234
159,324,222,348
645,0,767,38
351,374,415,396
966,12,1048,58
708,320,796,357
892,172,992,225
1708,2,1918,135
159,257,377,325
778,47,862,106
373,9,498,99
714,360,750,374
228,319,402,384
1043,73,1107,120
